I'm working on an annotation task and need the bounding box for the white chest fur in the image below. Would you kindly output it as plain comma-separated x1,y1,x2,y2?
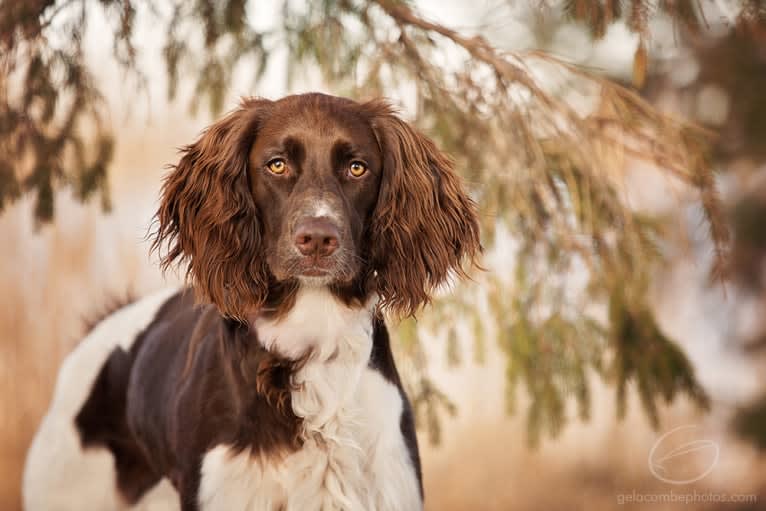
198,289,422,511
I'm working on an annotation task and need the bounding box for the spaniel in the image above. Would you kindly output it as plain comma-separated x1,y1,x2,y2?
23,93,480,511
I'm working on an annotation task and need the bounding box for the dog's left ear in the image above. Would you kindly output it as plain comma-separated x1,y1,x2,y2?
365,100,481,316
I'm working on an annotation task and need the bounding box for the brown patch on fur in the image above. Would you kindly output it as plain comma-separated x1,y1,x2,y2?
220,318,305,460
252,350,308,417
251,278,301,322
179,302,221,382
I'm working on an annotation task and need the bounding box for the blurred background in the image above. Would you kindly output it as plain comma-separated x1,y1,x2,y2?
2,1,766,509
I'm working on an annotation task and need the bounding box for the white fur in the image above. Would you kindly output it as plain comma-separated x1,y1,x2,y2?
199,288,422,510
23,287,181,511
311,200,340,222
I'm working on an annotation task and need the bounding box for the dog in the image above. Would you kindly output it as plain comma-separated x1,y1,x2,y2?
23,93,480,511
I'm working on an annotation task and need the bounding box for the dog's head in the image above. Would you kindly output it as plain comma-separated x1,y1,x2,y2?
153,93,479,320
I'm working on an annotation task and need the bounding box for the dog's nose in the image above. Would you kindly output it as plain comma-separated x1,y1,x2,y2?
294,217,340,257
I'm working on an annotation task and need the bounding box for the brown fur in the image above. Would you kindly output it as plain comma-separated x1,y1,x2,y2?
362,99,481,316
151,98,275,321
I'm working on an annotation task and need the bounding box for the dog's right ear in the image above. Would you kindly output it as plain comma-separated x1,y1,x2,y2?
152,97,273,321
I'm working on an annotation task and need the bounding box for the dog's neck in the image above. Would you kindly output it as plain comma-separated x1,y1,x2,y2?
253,272,375,322
252,287,378,428
253,286,378,361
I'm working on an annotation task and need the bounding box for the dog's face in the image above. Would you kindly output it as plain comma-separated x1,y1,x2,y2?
248,97,383,285
154,93,480,320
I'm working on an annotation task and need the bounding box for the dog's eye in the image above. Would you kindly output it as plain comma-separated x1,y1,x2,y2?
348,161,368,178
266,158,287,175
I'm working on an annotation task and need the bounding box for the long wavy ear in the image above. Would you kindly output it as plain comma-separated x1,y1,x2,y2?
152,97,273,320
364,100,481,316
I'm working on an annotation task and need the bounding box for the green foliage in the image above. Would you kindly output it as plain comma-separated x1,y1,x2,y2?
1,1,117,223
499,291,605,446
608,286,709,427
163,0,268,116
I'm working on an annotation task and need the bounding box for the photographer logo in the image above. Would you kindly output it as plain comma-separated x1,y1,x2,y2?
648,424,719,485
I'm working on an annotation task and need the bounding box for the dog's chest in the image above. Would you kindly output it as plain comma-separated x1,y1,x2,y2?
198,290,421,511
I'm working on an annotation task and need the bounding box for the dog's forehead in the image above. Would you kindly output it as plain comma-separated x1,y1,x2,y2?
258,95,376,144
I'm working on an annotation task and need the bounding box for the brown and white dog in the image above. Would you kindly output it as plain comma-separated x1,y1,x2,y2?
23,93,480,511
